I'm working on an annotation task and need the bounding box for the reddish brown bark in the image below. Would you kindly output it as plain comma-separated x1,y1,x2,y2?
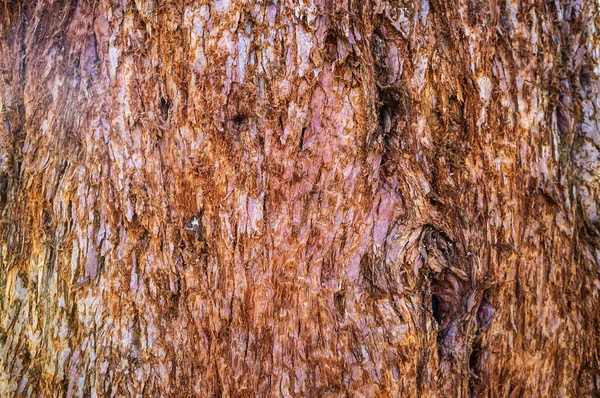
1,0,599,396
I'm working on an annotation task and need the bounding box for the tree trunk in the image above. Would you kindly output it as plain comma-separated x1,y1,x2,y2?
1,0,599,396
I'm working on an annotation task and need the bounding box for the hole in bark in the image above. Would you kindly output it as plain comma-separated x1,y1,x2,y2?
428,195,439,207
227,113,249,138
422,226,474,367
232,113,245,126
430,271,470,369
579,65,592,87
430,273,455,335
224,84,253,141
160,97,170,121
431,293,442,325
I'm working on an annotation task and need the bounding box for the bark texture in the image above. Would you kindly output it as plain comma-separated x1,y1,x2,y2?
1,0,600,396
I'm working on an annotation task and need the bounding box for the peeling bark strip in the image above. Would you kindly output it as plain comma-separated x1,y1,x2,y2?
1,0,600,396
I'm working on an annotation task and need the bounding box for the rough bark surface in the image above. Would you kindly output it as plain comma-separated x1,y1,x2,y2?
1,0,600,396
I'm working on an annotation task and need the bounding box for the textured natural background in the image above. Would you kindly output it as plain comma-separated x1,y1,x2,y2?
1,0,599,396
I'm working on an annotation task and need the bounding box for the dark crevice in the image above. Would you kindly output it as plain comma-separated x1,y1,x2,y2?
159,97,171,122
431,293,442,325
422,225,480,388
228,112,248,140
324,31,338,62
468,338,483,396
298,127,306,151
0,172,7,209
97,255,105,278
428,194,440,207
579,64,592,87
334,290,346,320
469,292,494,397
430,270,463,361
232,113,246,127
46,242,56,275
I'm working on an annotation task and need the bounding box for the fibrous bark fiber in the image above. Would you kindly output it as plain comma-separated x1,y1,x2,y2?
1,0,600,396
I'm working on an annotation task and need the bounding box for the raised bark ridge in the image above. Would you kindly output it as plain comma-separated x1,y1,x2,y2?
1,0,599,396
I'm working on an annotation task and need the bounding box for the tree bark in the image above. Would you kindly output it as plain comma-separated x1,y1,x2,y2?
1,0,599,396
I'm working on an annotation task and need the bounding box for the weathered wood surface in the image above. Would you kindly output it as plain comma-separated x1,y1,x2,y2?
1,0,599,396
